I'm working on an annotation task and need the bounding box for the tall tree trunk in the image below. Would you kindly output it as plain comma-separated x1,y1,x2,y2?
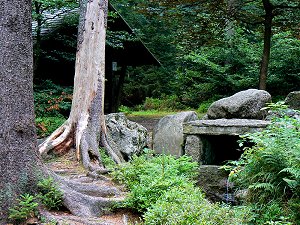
33,1,42,77
38,0,124,171
259,0,273,90
0,0,41,222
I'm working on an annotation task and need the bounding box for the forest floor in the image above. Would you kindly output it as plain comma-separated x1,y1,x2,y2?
13,115,163,224
33,116,163,225
37,150,142,225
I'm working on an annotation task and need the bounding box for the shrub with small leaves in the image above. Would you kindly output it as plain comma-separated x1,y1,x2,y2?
37,177,63,210
8,194,38,221
99,148,116,170
35,116,65,138
112,153,198,212
34,80,72,118
144,184,253,225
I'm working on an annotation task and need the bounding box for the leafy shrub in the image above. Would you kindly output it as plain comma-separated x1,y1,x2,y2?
144,185,253,225
228,105,300,224
113,152,253,224
34,80,72,118
99,148,116,170
118,105,133,114
248,202,293,225
35,116,65,138
230,112,300,203
112,152,198,212
37,177,63,210
34,80,70,137
9,194,38,221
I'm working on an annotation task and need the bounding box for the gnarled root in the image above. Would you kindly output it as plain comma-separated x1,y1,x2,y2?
53,174,125,217
39,120,74,157
38,118,124,172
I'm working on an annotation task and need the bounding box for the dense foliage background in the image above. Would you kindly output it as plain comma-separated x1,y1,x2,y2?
111,0,300,108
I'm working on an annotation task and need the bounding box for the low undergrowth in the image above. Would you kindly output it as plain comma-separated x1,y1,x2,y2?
227,103,300,224
34,80,71,138
8,177,63,223
112,151,253,224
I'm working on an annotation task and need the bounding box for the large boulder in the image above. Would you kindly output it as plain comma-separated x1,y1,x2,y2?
153,111,198,156
206,89,271,119
105,113,148,160
284,91,300,110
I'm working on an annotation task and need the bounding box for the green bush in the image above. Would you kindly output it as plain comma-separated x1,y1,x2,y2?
144,185,253,225
8,177,63,222
228,105,300,224
118,105,133,114
34,80,72,118
113,152,254,224
37,177,63,210
112,152,198,212
197,100,214,113
230,113,300,203
248,202,293,225
99,148,116,170
141,95,185,111
8,194,38,221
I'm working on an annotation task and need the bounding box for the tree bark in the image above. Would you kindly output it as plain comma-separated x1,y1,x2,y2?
38,0,124,171
259,0,273,90
33,1,42,77
0,0,41,222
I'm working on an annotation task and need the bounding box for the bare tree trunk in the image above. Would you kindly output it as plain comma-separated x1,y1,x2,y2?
0,0,41,222
259,0,273,90
39,0,123,171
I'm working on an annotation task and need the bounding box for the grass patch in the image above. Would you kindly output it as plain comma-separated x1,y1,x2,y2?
127,110,179,118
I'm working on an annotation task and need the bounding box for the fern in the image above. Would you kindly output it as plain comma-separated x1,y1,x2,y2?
228,105,300,203
249,183,276,192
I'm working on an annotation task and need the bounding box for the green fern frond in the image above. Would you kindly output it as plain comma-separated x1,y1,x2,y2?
282,178,298,189
280,168,300,179
249,183,275,192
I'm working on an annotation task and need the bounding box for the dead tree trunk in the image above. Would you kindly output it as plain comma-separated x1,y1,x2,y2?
38,0,123,171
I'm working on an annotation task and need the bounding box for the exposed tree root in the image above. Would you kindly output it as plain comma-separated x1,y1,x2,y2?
53,173,125,217
38,117,124,172
39,120,73,157
38,125,124,172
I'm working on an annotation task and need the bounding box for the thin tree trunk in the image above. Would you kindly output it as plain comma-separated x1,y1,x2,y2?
38,0,124,171
0,0,41,222
259,0,273,90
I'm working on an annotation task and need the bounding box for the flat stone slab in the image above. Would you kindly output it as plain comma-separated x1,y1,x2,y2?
184,119,270,135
